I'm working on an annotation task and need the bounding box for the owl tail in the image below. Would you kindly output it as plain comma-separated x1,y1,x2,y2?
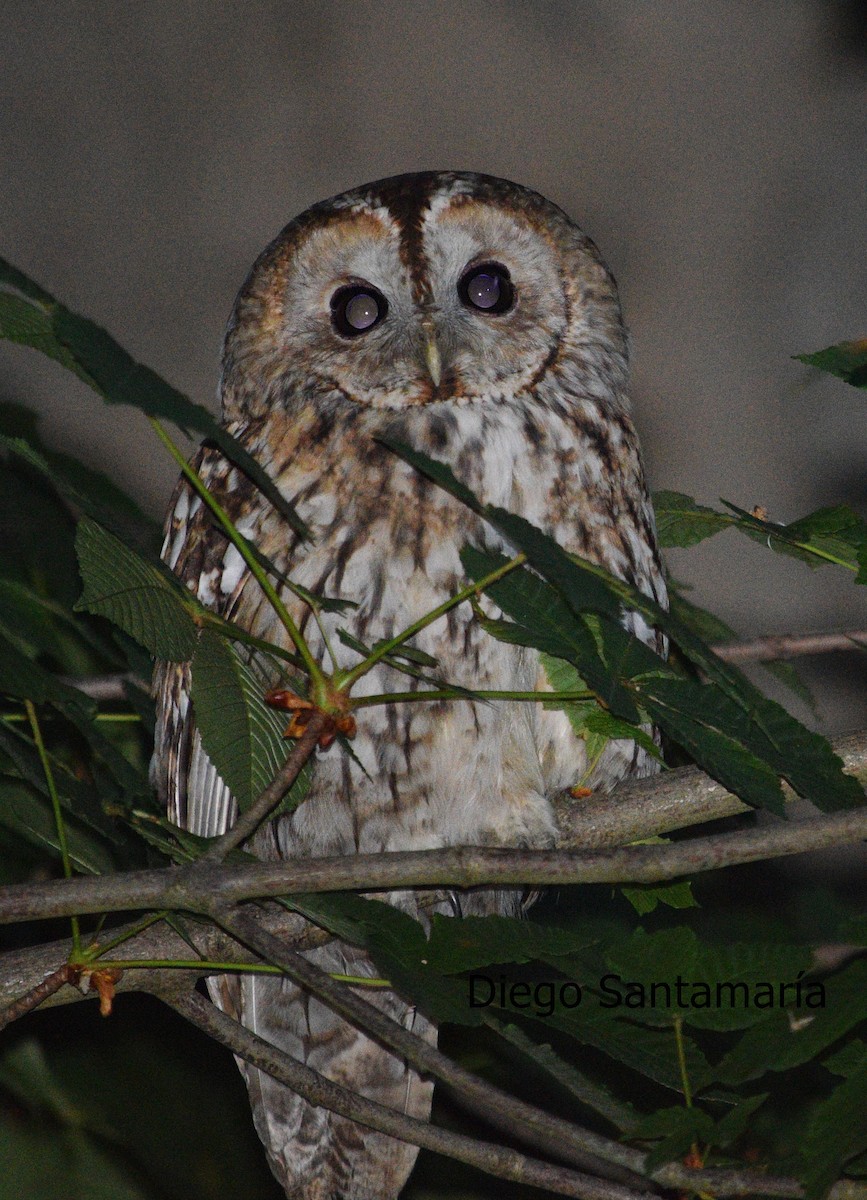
207,942,435,1200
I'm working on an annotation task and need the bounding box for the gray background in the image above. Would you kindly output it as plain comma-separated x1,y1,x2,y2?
2,1,865,730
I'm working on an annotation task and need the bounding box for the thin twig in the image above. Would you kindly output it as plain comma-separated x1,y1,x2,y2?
712,630,867,664
166,988,654,1200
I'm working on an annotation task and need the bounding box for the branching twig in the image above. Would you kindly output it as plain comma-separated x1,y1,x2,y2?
165,988,654,1200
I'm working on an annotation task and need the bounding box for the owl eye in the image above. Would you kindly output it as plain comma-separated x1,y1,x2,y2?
458,262,514,315
330,284,388,337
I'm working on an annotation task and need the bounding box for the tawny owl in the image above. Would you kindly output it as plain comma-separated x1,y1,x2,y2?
153,172,666,1200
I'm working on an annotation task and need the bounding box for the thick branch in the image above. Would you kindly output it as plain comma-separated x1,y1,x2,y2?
2,799,865,926
167,988,651,1200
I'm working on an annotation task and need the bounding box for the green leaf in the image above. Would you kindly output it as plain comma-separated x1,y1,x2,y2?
490,1021,639,1131
74,517,199,660
799,1061,867,1199
0,775,115,873
626,1104,715,1170
795,339,867,389
3,434,157,548
620,879,696,916
724,500,866,572
653,491,736,548
190,630,310,814
394,442,863,812
603,928,813,1033
0,256,308,537
823,1040,867,1078
716,959,867,1083
712,1092,769,1149
635,674,787,814
425,913,599,974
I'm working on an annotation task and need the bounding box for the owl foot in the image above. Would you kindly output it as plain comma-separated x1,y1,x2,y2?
265,689,357,749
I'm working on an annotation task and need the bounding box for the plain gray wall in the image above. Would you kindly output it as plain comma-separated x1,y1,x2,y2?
2,2,865,729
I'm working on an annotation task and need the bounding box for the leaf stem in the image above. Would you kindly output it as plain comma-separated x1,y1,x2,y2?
338,554,526,691
24,700,80,954
149,418,327,698
353,688,595,708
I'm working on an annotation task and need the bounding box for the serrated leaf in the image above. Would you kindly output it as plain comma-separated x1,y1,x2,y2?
190,630,310,814
393,442,863,813
795,339,867,389
799,1061,867,1199
724,500,866,572
604,929,813,1034
716,959,867,1083
0,256,308,537
74,517,199,660
0,775,115,873
653,491,737,548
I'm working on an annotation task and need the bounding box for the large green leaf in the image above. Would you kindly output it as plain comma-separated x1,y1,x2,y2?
391,441,862,813
189,630,310,814
715,959,867,1084
74,517,199,661
0,257,307,537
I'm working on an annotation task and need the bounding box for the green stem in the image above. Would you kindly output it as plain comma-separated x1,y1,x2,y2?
353,688,595,708
150,418,326,697
79,910,168,962
338,554,526,692
25,700,80,955
94,958,284,973
673,1013,693,1107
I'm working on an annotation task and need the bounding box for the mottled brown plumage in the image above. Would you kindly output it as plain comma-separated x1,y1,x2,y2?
153,172,666,1199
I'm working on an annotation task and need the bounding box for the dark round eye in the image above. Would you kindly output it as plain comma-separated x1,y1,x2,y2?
330,284,388,337
458,262,514,314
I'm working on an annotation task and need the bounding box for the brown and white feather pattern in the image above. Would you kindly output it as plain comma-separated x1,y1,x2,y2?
152,171,667,1200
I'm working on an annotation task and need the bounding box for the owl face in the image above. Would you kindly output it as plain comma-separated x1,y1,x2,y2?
222,172,627,416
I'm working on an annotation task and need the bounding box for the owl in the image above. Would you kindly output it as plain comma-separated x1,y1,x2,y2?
153,172,666,1200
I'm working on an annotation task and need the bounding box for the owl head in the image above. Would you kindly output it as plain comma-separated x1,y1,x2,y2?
221,172,629,418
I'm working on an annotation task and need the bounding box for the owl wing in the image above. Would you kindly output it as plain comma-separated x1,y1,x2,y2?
152,443,264,838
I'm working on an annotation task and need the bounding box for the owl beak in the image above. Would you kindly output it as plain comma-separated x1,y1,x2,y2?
420,320,442,389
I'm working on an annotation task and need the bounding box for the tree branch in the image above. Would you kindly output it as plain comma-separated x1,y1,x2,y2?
2,794,865,927
713,631,867,663
166,988,652,1200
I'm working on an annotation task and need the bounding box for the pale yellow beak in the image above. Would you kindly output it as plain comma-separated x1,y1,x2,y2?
420,319,441,388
